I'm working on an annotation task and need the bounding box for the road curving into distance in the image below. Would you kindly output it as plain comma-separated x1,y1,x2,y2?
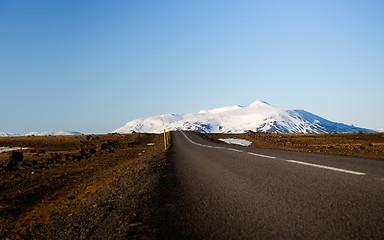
157,131,384,239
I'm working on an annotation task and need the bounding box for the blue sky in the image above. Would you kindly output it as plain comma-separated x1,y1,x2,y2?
1,0,383,134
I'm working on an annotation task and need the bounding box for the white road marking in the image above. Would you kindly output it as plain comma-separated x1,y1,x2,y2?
285,159,366,176
247,152,276,159
182,132,244,154
181,131,224,150
228,148,243,153
181,132,367,176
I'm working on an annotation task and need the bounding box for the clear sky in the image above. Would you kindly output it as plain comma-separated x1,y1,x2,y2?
1,0,383,134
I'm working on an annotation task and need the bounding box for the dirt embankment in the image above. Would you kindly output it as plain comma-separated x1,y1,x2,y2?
207,132,384,160
0,133,165,239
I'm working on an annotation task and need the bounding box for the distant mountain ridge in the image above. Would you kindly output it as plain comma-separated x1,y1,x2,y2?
0,131,81,137
0,132,20,137
25,131,82,136
114,100,375,134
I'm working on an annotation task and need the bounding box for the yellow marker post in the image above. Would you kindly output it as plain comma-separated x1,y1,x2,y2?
164,129,167,150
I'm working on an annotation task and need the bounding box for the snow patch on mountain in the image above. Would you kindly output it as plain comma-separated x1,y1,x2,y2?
114,100,375,134
0,132,20,137
199,105,243,114
25,131,82,136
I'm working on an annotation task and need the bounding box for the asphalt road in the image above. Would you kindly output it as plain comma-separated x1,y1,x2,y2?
158,131,384,239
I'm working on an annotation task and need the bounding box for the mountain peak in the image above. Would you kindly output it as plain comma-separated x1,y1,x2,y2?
250,100,270,107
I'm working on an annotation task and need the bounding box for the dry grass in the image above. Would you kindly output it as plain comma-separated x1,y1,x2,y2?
0,133,164,238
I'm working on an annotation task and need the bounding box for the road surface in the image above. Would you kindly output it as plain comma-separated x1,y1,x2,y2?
157,131,384,239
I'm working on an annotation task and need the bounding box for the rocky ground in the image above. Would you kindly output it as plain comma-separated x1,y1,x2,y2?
0,133,166,239
206,132,384,160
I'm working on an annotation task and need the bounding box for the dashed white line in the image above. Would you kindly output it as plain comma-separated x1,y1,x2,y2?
228,148,243,153
247,152,277,159
285,159,366,176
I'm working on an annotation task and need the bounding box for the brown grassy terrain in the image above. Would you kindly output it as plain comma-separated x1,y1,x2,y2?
0,133,165,239
207,132,384,160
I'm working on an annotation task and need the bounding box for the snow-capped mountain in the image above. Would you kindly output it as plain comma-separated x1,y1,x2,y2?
114,100,375,134
0,132,20,137
0,131,82,137
25,131,82,136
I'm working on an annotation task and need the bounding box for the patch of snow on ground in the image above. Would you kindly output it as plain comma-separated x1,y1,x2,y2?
0,147,30,153
218,138,252,147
